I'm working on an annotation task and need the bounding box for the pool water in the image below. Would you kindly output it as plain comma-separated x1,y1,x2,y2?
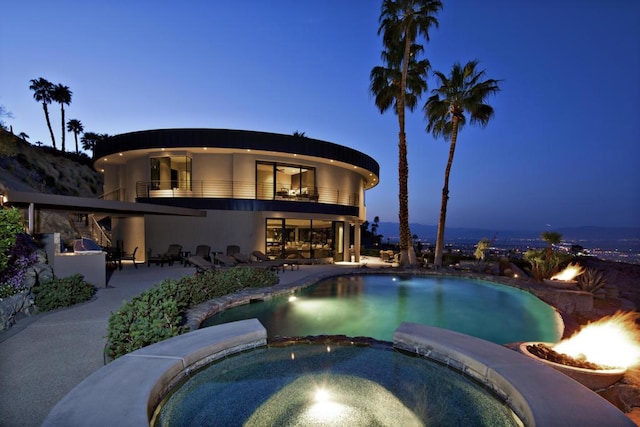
202,275,561,344
154,343,521,426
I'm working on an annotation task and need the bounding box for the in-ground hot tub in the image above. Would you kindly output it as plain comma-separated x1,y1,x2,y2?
153,339,519,426
42,320,635,427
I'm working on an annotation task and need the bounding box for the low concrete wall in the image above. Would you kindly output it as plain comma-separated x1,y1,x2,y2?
54,252,106,288
42,319,266,427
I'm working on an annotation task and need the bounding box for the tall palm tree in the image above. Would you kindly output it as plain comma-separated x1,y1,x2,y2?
29,78,57,149
51,84,72,152
67,119,84,154
373,0,442,266
424,60,501,267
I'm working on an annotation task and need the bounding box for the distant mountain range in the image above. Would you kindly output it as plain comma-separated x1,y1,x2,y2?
374,222,640,245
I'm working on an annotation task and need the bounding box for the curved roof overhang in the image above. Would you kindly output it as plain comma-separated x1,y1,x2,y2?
93,129,380,189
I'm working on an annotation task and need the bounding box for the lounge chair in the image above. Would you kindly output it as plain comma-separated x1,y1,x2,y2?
184,245,211,266
195,245,211,261
148,244,183,267
226,245,241,256
233,253,252,264
251,250,289,273
216,253,238,267
187,255,218,273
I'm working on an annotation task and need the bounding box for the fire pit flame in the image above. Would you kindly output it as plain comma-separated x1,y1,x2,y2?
553,311,640,369
550,262,585,282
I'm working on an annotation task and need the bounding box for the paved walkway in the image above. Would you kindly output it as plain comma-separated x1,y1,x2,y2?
0,261,358,426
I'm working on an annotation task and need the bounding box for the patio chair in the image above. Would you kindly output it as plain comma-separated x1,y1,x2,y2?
120,247,139,269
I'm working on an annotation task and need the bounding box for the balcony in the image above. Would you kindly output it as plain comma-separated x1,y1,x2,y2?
134,181,359,207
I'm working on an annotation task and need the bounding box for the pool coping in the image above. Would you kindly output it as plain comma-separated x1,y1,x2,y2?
42,319,634,426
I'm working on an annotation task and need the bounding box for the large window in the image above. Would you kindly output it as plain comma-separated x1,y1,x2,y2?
266,218,333,259
150,156,192,190
256,162,316,201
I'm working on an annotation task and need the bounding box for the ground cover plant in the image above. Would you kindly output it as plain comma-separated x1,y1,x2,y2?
32,274,96,311
105,267,278,360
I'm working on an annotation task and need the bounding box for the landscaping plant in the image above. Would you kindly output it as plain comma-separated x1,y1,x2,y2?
0,208,38,298
32,274,96,311
106,267,278,360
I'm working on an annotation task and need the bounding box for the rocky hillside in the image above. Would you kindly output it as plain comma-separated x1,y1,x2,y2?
0,130,102,197
0,130,104,243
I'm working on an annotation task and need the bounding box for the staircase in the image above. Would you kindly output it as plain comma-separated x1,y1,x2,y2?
67,213,112,247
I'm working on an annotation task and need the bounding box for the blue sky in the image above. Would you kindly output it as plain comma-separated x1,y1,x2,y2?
1,1,639,231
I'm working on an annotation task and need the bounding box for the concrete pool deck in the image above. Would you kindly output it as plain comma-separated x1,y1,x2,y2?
0,261,350,426
0,259,635,425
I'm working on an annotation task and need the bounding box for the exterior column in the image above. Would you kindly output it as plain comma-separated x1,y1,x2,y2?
28,203,35,234
353,219,361,263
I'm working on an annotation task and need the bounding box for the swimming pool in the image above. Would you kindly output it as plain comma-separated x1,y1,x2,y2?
202,274,562,344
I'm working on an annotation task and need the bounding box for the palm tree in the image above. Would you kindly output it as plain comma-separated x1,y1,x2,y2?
29,78,57,149
372,0,442,266
17,132,29,142
67,119,84,154
81,132,109,154
424,60,501,267
51,84,72,152
541,231,562,261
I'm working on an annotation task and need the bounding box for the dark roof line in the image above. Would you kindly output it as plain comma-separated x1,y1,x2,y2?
93,128,380,175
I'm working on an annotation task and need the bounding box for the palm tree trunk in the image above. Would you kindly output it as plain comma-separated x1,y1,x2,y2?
434,116,459,267
60,105,66,152
397,31,415,267
74,132,79,154
43,103,56,149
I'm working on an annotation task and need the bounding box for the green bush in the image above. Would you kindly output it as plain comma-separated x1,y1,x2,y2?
0,208,26,271
523,249,572,281
106,267,278,360
33,274,96,311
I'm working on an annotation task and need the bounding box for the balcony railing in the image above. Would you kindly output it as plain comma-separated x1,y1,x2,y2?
135,180,359,207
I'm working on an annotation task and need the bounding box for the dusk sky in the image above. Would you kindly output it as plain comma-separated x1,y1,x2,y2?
1,1,639,231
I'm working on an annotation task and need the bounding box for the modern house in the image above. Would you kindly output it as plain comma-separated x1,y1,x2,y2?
94,129,380,263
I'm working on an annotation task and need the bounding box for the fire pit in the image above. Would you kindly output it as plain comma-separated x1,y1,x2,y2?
520,311,640,390
543,262,584,288
519,342,626,389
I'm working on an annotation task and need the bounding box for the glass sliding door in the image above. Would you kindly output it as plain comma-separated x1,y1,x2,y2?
150,156,192,191
265,218,284,258
256,161,316,201
265,218,335,260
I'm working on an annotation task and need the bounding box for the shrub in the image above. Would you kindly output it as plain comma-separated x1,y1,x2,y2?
0,208,26,271
524,249,571,281
106,267,278,360
32,274,96,312
578,268,607,294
